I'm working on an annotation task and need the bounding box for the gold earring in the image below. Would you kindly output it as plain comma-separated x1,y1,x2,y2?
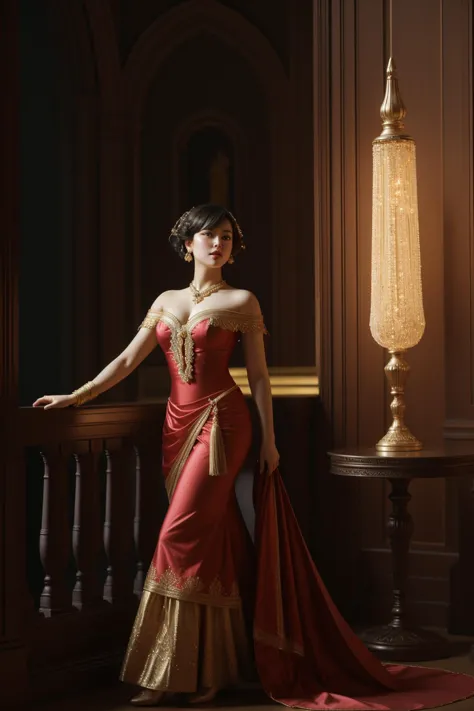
184,252,193,262
228,255,235,265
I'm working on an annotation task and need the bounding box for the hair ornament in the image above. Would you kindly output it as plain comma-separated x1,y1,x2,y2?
227,210,246,250
170,207,195,237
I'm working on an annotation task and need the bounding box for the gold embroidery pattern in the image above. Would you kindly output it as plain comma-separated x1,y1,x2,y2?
144,565,241,609
153,311,193,383
170,326,194,383
154,308,267,384
139,310,161,331
146,567,204,596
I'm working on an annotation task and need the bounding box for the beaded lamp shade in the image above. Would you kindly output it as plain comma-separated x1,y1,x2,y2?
370,138,425,350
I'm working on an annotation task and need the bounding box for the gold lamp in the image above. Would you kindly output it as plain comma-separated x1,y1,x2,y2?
369,58,425,452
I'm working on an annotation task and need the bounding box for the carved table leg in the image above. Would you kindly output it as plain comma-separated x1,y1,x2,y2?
360,478,451,661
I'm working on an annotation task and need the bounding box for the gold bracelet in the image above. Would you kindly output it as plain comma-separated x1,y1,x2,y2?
139,311,161,331
71,380,97,407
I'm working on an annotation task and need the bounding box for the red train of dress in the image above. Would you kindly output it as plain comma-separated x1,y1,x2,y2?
253,467,474,710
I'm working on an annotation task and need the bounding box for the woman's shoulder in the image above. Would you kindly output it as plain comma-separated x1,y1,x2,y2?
225,287,261,315
149,289,187,313
216,288,267,333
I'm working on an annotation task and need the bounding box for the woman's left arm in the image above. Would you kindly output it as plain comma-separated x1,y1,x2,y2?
241,296,280,474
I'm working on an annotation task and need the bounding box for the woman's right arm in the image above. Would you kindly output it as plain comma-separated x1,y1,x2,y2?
33,305,162,409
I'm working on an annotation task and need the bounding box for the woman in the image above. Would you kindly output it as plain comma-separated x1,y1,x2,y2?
34,205,474,710
34,204,277,706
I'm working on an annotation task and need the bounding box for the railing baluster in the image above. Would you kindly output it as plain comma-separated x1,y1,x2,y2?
20,402,166,696
133,438,166,596
39,448,74,616
103,448,113,602
103,439,134,604
72,440,104,609
133,445,144,595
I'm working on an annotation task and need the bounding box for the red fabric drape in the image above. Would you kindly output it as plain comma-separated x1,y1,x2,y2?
253,468,474,710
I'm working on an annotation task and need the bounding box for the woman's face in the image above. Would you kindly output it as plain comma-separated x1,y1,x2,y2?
187,219,233,267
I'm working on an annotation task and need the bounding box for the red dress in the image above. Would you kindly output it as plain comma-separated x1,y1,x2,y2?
121,308,474,709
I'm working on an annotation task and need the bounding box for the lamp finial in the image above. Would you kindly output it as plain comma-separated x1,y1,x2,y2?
378,58,409,140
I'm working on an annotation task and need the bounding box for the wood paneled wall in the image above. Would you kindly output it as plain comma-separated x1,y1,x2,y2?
315,0,474,626
444,0,474,432
0,1,29,703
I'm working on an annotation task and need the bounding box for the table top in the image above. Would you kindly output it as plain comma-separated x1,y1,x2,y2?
328,441,474,479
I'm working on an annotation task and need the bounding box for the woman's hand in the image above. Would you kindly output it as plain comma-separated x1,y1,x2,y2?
33,394,75,410
260,438,280,475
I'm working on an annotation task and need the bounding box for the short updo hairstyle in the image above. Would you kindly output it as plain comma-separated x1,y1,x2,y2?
169,204,245,260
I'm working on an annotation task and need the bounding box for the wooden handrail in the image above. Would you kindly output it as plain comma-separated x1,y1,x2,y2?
20,400,167,640
18,401,166,446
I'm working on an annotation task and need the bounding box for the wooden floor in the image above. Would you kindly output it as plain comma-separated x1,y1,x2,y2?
33,649,474,711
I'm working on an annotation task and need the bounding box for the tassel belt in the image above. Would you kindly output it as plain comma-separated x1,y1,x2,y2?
165,384,239,499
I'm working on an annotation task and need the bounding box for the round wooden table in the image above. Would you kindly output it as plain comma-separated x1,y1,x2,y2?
328,441,474,661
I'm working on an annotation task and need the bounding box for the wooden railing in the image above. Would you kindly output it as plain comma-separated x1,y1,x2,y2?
18,402,168,697
8,394,323,702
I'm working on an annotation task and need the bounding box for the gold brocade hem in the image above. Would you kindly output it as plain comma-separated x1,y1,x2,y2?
120,589,252,692
144,565,241,609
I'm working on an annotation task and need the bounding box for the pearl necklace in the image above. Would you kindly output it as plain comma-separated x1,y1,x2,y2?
189,280,226,304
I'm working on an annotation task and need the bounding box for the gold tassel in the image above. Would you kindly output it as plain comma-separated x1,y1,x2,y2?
209,404,227,476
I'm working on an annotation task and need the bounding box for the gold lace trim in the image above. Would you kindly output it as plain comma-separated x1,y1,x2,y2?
138,308,267,384
144,565,241,608
160,312,195,383
208,312,268,334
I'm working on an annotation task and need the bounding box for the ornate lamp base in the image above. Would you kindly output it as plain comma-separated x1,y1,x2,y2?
376,350,422,453
359,624,450,661
376,426,422,452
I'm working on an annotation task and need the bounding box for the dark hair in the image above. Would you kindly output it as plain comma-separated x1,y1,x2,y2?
169,204,245,260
